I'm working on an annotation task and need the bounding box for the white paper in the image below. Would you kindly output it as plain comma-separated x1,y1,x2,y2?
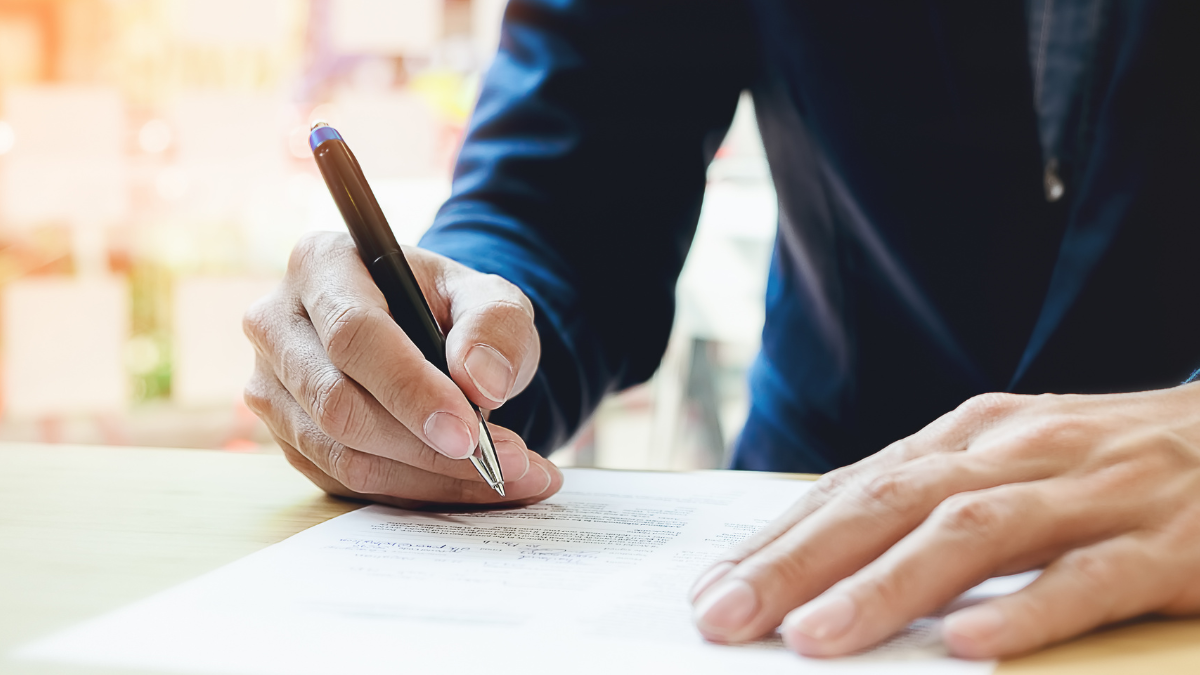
19,469,1028,675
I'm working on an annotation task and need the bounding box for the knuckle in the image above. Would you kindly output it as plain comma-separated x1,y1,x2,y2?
859,573,905,611
986,415,1092,459
242,295,278,349
750,549,811,592
812,467,851,501
733,525,817,584
381,368,429,414
1036,391,1070,407
860,473,919,515
327,444,378,494
883,438,921,462
293,418,328,456
469,299,537,354
307,370,362,442
471,273,533,317
320,302,375,371
491,274,535,318
956,392,1022,423
486,297,536,335
1023,415,1089,446
454,274,535,332
1133,432,1195,471
1060,550,1118,596
449,477,487,504
242,377,273,417
774,555,812,591
288,231,335,276
934,494,1005,540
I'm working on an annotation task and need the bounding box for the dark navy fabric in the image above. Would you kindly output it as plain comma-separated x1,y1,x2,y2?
419,0,1200,472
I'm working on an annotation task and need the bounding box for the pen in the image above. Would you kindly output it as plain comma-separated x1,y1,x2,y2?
308,121,505,496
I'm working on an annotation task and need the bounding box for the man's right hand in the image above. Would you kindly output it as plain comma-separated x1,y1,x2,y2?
243,232,562,508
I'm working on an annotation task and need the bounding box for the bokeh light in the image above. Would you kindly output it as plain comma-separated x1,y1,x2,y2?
0,121,14,155
138,119,173,154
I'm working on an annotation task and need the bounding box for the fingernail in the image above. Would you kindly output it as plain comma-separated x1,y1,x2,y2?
783,593,857,642
464,344,514,404
533,463,553,494
689,562,736,603
423,412,474,459
944,606,1006,647
508,463,552,496
496,441,530,481
694,580,759,636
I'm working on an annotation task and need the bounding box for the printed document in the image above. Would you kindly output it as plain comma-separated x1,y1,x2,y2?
20,469,1030,674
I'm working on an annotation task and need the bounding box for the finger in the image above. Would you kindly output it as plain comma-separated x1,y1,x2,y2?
432,260,540,409
249,364,555,504
691,450,1058,644
689,443,931,601
944,533,1166,659
688,465,860,601
274,431,529,510
273,431,368,501
290,234,481,460
244,340,517,481
688,394,1032,608
778,479,1140,657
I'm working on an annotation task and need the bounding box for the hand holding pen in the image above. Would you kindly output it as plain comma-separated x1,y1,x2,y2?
241,125,562,507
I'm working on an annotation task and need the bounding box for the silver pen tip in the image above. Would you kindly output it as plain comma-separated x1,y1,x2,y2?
310,120,330,131
494,484,506,498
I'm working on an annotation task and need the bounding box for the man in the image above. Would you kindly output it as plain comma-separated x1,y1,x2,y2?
244,0,1200,660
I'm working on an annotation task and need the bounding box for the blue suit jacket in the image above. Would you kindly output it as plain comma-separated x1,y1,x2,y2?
420,0,1200,473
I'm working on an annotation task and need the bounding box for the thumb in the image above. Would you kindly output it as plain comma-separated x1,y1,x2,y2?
415,253,539,409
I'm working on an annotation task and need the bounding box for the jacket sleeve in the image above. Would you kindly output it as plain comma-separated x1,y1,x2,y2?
418,0,756,455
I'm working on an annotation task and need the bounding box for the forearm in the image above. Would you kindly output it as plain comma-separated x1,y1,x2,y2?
420,0,756,453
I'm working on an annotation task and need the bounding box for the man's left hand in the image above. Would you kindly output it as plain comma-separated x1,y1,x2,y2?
689,387,1200,658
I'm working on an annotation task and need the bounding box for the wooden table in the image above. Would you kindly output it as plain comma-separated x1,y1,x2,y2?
2,443,1198,674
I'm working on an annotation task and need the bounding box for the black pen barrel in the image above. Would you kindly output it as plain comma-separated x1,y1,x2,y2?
368,251,448,372
312,138,400,260
311,134,448,372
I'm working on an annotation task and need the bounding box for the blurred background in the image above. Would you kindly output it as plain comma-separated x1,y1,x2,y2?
0,0,775,471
